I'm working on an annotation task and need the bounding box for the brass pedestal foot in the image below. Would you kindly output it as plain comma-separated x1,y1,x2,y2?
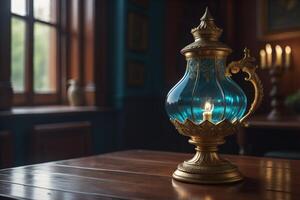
172,151,243,184
171,119,245,184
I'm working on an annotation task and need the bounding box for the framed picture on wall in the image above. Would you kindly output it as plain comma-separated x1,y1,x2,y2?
127,12,148,51
127,61,145,87
258,0,300,40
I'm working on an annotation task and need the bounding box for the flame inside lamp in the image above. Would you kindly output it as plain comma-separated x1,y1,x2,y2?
203,101,214,121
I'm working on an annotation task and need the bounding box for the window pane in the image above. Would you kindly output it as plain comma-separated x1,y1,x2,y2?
34,23,57,93
11,17,26,92
11,0,27,16
34,0,57,23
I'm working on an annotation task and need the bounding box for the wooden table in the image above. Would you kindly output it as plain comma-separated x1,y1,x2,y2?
0,150,299,199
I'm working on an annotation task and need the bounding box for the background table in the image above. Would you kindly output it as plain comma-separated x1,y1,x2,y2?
238,115,300,157
0,150,299,199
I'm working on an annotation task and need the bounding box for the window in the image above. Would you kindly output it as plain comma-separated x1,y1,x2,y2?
11,0,62,105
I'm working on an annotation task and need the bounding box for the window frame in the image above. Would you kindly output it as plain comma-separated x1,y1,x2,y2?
11,0,64,106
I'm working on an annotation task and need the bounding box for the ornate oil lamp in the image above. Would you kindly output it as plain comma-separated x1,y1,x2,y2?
165,8,263,184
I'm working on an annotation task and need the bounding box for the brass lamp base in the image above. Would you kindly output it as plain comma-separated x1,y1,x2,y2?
172,119,243,184
173,152,243,184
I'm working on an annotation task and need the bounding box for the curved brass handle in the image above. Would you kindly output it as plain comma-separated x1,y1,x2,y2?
226,48,264,123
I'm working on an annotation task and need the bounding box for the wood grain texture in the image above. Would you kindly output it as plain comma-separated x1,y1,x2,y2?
0,150,300,199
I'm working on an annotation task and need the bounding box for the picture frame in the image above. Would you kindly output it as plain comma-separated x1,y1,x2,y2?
127,61,145,87
127,12,148,51
258,0,300,40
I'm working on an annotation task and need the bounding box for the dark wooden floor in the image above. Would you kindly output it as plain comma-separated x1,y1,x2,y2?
0,150,299,199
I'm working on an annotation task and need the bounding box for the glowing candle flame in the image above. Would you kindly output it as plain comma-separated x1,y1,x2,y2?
285,46,291,54
204,101,213,112
203,101,214,121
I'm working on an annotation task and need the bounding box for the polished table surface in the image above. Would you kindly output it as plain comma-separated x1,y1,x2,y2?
0,150,299,200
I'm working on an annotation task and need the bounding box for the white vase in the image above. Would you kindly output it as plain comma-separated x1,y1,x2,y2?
67,80,84,106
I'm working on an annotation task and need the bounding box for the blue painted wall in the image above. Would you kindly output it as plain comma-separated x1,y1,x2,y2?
109,0,165,107
108,0,126,108
106,0,169,151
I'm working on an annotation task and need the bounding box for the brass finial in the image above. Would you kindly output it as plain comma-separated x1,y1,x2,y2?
200,7,214,21
181,7,231,55
191,7,222,41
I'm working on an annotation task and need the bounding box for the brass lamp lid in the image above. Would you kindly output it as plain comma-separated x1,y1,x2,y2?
181,7,232,57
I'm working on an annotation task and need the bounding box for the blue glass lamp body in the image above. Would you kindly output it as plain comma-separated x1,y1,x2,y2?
165,57,247,124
